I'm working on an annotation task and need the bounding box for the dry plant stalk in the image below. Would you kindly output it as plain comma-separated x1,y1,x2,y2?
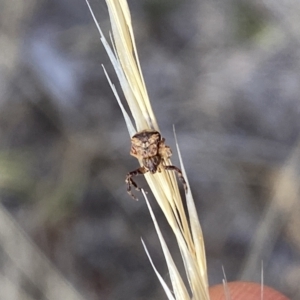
85,0,209,299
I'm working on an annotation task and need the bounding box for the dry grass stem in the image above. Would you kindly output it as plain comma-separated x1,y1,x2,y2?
85,0,209,299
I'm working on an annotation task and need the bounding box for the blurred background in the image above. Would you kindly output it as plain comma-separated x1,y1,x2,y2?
1,0,300,299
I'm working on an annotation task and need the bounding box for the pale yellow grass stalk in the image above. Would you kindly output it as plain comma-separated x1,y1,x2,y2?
85,0,209,299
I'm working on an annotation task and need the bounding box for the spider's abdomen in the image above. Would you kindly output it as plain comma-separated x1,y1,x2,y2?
130,130,161,159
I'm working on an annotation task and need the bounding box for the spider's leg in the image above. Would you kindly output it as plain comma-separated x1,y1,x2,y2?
158,142,172,159
164,165,188,193
125,166,148,200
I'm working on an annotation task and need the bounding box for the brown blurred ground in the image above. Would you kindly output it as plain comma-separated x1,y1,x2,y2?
0,0,300,299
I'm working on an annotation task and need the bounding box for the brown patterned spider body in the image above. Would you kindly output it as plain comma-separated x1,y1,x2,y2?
125,129,187,200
